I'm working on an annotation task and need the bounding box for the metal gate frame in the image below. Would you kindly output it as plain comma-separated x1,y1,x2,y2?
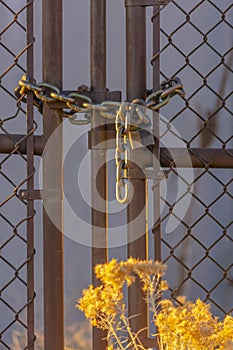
0,0,232,349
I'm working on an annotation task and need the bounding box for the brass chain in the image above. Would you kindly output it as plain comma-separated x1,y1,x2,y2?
115,102,132,204
15,75,185,125
145,77,185,110
15,75,185,204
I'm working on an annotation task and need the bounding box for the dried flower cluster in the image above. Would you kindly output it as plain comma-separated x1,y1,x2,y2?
156,299,233,350
77,258,233,350
77,258,166,349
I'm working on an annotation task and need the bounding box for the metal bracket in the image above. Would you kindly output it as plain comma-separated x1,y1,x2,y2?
19,189,63,200
125,0,169,6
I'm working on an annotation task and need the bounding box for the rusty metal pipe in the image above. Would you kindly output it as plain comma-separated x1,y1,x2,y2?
141,147,233,169
0,134,231,169
26,1,35,348
42,0,64,349
126,7,146,101
90,1,108,349
160,148,233,169
126,4,148,340
152,5,161,262
90,0,106,90
0,134,44,155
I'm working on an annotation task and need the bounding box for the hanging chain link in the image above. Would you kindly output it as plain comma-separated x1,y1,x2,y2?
15,75,185,204
115,102,132,204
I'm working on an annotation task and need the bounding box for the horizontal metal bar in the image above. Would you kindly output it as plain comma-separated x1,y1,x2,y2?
160,147,233,169
19,189,63,200
144,147,232,169
87,129,233,168
0,133,232,168
0,134,44,155
125,0,168,6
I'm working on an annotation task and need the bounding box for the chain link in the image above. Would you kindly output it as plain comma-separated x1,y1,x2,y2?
15,74,185,125
15,75,185,204
115,102,132,204
146,77,185,111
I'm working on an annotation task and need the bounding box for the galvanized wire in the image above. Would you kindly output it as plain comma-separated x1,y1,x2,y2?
0,0,36,348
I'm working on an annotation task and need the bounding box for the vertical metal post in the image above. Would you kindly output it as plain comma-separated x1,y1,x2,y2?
27,1,35,348
126,5,148,339
42,0,64,349
90,1,108,349
152,6,161,261
90,0,106,91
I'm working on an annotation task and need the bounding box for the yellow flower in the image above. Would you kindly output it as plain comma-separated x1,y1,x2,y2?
160,280,169,291
76,283,123,329
155,298,233,350
213,315,233,349
77,258,233,350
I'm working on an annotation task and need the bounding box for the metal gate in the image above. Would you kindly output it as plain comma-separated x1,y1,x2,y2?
0,0,232,349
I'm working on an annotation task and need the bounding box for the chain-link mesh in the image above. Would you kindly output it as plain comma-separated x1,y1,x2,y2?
0,0,232,348
153,0,233,317
0,1,35,348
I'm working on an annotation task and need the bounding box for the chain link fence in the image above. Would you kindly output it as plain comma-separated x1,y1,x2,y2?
0,0,232,349
0,1,35,348
156,0,233,316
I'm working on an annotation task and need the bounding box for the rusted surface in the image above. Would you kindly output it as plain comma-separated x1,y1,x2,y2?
42,0,64,349
90,1,108,349
126,4,148,341
152,2,162,266
1,132,232,169
26,1,35,348
0,134,44,155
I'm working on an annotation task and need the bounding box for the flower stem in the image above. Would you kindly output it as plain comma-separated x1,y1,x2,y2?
121,314,141,350
107,319,125,350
